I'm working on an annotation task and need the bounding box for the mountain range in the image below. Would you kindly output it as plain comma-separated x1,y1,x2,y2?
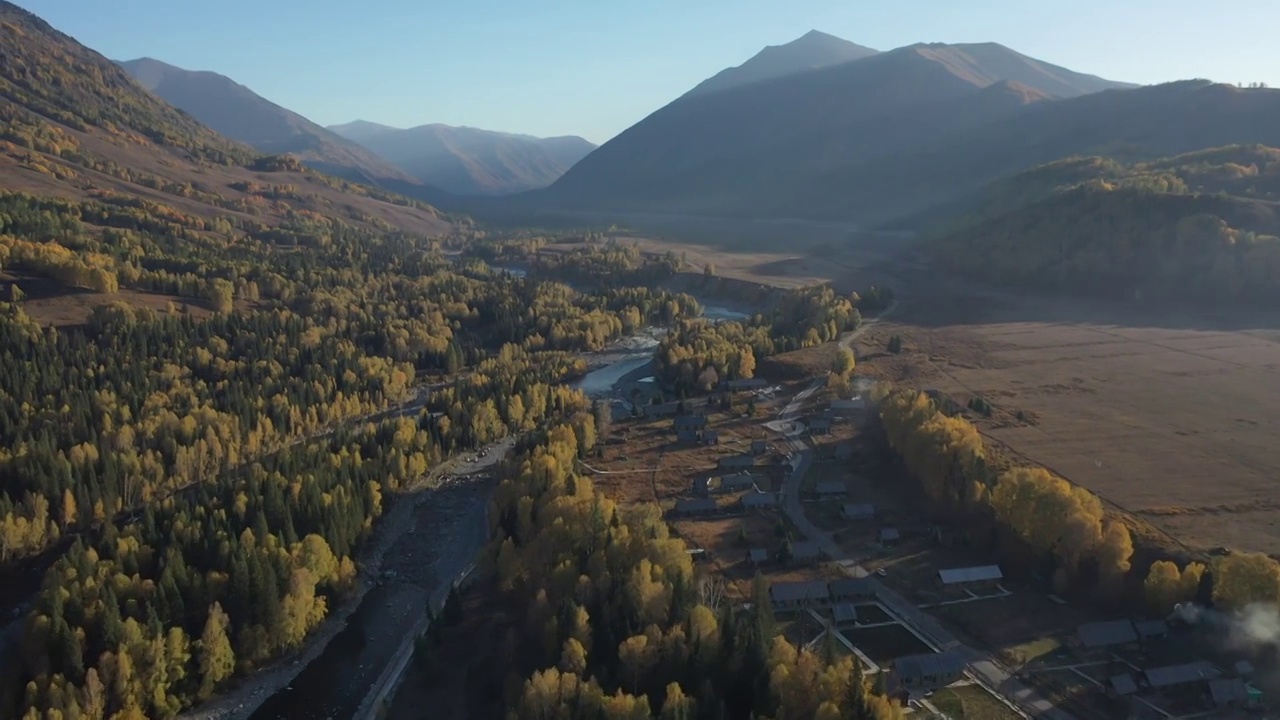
327,120,596,196
534,35,1145,224
117,58,595,197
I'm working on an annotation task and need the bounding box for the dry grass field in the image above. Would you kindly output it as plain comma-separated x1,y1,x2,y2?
0,272,237,327
855,277,1280,556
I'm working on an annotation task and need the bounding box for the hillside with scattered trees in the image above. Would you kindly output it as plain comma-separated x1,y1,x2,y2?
930,145,1280,301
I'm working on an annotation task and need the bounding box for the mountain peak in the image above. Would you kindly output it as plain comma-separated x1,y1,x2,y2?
682,30,878,99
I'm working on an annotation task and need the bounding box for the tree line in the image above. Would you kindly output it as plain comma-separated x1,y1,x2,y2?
879,387,1280,619
453,420,903,719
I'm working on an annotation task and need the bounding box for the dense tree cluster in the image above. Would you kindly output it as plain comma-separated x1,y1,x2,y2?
933,144,1280,301
476,422,902,719
878,389,1133,595
654,285,870,393
464,236,682,288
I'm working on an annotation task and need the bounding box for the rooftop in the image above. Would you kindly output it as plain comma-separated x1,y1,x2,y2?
1144,661,1219,689
748,548,769,563
829,577,877,598
1209,678,1248,707
815,480,847,495
878,528,900,542
937,565,1003,585
832,604,858,624
894,651,967,680
1077,620,1137,648
769,580,830,604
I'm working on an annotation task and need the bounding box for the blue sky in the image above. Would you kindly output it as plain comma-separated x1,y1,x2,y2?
19,0,1278,144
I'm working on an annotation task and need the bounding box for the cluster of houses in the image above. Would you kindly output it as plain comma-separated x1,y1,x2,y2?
1076,620,1262,711
806,396,870,436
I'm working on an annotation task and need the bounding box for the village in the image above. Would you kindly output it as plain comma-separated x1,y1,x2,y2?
583,368,1268,720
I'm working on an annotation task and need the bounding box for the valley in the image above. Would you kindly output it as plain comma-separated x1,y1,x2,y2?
2,2,1280,719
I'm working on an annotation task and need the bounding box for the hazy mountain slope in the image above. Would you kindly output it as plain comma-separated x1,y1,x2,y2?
538,38,1133,217
0,2,453,237
684,30,879,98
929,144,1280,301
330,122,597,195
785,80,1280,226
118,57,417,185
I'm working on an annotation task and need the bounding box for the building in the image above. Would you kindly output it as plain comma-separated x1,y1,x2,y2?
1077,620,1138,649
718,473,758,493
842,503,876,521
769,580,831,610
673,415,707,432
936,565,1004,591
832,604,858,626
1208,678,1258,709
718,454,755,470
828,578,877,603
747,548,769,565
642,402,680,418
751,439,771,455
702,430,720,445
724,378,769,391
814,481,847,497
878,527,900,544
1143,661,1219,691
692,477,711,497
677,428,702,444
891,652,967,691
788,540,823,563
741,491,781,510
809,417,832,435
671,498,719,518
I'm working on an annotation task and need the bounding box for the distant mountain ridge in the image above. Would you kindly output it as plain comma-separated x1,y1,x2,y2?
683,30,879,98
535,35,1137,222
328,121,597,196
117,57,420,186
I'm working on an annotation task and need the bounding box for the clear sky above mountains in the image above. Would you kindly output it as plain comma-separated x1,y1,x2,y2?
21,0,1278,144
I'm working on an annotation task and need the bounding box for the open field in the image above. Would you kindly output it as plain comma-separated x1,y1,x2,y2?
1,272,231,326
855,274,1280,556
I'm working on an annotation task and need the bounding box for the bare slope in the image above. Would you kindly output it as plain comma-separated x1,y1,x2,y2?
330,121,597,196
683,29,879,98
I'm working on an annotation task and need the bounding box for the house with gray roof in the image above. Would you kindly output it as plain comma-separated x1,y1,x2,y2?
671,498,718,518
1144,661,1219,689
828,577,877,602
718,454,755,470
937,565,1003,590
741,491,780,510
769,580,831,610
891,652,967,691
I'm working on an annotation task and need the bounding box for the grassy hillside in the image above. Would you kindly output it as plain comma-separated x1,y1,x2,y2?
930,145,1280,301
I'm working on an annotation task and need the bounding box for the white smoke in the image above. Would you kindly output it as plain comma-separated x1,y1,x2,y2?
1172,602,1280,652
